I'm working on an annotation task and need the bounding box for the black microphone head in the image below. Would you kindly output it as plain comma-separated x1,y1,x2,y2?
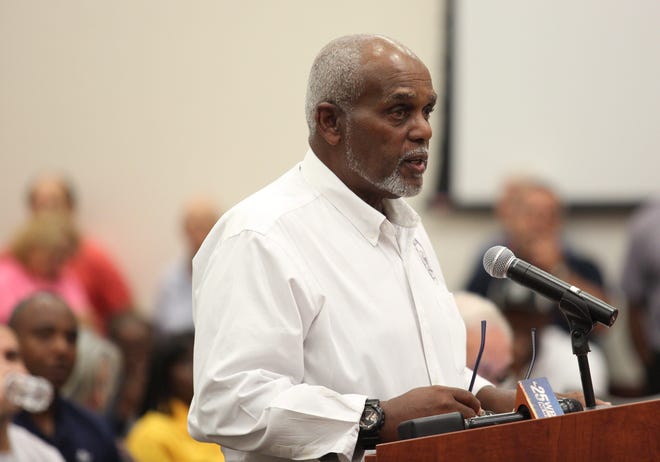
483,246,516,278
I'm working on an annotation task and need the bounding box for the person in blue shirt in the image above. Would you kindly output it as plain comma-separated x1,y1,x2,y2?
9,291,123,462
465,179,609,329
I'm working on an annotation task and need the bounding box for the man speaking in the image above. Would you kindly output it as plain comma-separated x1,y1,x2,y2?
188,34,516,461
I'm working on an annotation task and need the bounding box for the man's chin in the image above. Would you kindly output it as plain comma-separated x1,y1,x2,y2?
398,180,423,198
405,185,423,197
374,173,423,199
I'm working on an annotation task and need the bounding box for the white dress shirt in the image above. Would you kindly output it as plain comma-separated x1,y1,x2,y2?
188,150,491,462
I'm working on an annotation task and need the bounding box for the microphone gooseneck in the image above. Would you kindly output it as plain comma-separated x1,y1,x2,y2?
524,327,537,381
468,320,487,393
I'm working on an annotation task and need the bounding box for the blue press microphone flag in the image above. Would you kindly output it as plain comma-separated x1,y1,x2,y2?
516,377,564,418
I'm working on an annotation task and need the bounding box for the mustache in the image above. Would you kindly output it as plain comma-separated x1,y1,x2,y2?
402,146,429,160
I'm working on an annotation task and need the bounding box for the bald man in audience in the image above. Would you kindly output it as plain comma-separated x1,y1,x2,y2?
0,324,65,461
9,291,122,462
153,197,221,333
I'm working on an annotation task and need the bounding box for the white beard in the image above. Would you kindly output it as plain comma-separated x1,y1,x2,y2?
344,127,425,198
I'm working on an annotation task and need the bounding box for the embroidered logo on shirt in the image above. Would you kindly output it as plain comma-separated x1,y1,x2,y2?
413,239,436,280
76,449,93,462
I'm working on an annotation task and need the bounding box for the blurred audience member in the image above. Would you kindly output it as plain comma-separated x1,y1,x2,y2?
0,212,94,327
621,197,660,395
9,291,122,462
107,312,153,438
0,324,65,461
465,179,609,330
125,331,223,462
27,173,133,331
61,328,123,415
153,197,220,334
463,177,612,395
454,291,514,385
492,175,536,244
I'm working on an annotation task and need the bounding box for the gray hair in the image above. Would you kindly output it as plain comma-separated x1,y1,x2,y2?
61,327,123,413
305,34,419,135
454,291,514,341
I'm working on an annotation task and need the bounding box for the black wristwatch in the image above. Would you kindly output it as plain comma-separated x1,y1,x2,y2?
358,399,385,450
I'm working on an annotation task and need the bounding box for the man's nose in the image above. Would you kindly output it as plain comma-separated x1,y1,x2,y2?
52,334,73,355
408,113,432,144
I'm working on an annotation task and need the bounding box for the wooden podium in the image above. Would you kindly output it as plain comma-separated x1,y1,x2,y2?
365,399,660,462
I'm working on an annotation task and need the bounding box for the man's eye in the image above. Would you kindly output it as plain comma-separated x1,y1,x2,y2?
4,351,20,362
390,108,408,120
423,106,435,120
34,329,53,339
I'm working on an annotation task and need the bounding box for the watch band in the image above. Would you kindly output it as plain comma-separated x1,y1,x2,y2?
358,398,385,450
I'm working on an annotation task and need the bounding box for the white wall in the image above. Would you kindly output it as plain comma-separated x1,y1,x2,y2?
0,0,635,319
1,0,445,311
1,0,643,389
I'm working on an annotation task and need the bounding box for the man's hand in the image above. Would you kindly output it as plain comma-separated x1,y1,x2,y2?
475,386,516,414
556,390,611,408
379,386,481,443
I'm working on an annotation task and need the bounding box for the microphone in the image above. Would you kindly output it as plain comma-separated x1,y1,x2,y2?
398,376,583,441
398,321,581,442
482,246,618,327
468,396,583,429
397,397,583,440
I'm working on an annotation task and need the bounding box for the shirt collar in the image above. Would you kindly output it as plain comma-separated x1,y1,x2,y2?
300,149,420,246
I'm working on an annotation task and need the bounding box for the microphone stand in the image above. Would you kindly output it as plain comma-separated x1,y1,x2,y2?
557,290,597,409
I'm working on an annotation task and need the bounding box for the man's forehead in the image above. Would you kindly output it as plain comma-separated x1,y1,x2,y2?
16,298,75,327
358,51,435,102
383,88,437,104
33,177,67,195
0,326,17,347
27,317,77,330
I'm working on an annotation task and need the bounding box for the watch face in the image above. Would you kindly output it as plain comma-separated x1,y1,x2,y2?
361,405,381,430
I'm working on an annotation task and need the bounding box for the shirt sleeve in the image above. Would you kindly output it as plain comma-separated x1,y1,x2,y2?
188,230,365,461
462,368,495,398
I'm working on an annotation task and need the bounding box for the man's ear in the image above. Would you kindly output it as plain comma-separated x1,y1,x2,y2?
315,102,344,146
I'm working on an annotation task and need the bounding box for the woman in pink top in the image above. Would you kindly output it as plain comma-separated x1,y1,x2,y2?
0,212,94,325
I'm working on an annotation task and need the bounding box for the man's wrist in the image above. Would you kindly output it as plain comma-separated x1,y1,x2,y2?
357,398,385,450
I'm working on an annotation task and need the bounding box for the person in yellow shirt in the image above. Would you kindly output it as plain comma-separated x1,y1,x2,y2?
126,331,224,461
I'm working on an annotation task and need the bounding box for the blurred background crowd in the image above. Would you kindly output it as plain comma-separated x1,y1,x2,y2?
0,173,224,461
0,171,657,461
